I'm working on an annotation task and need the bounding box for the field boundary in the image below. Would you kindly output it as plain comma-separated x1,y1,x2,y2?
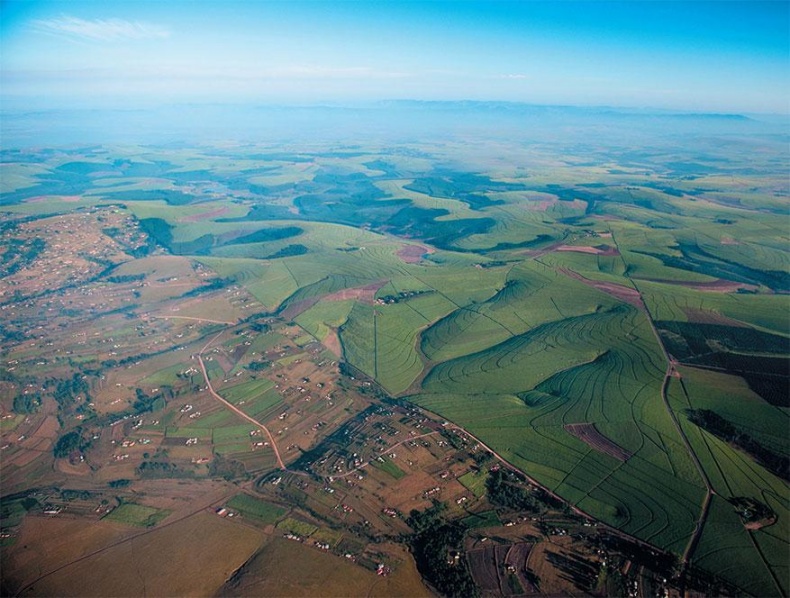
564,423,633,462
197,330,286,470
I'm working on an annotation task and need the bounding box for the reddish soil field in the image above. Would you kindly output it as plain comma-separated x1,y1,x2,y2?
682,308,749,327
519,241,566,259
593,282,643,307
504,543,538,594
637,277,759,293
745,515,777,530
468,544,500,593
30,415,59,440
555,244,619,256
7,415,60,467
565,423,632,462
496,544,518,595
279,297,321,321
556,245,603,255
180,206,230,222
280,282,385,321
559,268,644,309
527,199,556,211
7,445,49,468
396,244,433,264
324,281,386,303
322,328,342,357
676,279,759,293
526,198,586,212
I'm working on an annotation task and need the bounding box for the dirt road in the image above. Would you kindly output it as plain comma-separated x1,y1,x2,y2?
196,350,285,470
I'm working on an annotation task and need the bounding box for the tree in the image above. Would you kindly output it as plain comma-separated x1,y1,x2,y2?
13,393,41,414
53,430,83,458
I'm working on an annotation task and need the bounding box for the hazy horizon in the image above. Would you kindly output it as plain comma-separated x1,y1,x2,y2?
2,100,787,149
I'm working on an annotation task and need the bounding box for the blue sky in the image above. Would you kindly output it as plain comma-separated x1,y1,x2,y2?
1,1,788,113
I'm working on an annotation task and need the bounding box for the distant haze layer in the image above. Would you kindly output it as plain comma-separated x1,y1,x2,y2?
1,102,786,148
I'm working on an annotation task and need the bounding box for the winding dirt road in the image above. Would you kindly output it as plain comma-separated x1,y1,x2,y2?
197,333,285,470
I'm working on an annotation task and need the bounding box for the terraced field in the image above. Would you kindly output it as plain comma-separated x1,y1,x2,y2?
414,300,706,555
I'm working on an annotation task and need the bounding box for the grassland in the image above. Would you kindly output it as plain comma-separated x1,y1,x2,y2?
371,457,407,480
227,493,287,524
276,517,319,537
458,469,488,498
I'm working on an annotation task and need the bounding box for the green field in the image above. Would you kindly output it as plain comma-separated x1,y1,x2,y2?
139,363,189,387
667,370,789,596
213,424,257,444
218,379,284,420
226,493,287,524
165,426,212,441
276,517,319,537
295,299,355,342
458,470,488,498
371,456,407,480
462,510,501,529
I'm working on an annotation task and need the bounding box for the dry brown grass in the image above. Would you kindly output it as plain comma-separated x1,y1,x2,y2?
219,537,430,598
2,517,131,593
15,512,264,597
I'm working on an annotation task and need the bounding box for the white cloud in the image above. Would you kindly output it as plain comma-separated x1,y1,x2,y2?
31,15,169,42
